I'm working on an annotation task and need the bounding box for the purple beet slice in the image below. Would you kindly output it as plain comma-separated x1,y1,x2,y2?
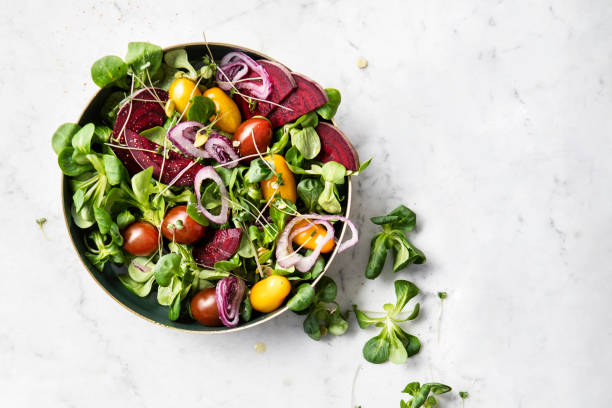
111,88,168,175
234,60,297,120
315,122,360,171
267,73,328,128
124,129,204,186
192,228,243,267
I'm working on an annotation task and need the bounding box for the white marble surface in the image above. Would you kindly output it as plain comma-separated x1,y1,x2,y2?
2,0,612,406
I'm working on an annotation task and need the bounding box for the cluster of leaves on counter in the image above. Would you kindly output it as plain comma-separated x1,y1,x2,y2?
288,276,349,340
400,382,452,408
365,205,425,279
353,280,421,364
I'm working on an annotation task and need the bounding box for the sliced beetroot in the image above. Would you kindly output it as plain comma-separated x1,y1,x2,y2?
267,73,328,128
192,228,243,267
315,122,360,171
124,129,203,186
234,60,297,120
111,88,168,175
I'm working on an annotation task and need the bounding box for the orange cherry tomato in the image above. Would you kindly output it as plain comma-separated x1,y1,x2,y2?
202,87,242,133
260,154,297,203
249,275,291,313
291,219,335,253
169,77,202,114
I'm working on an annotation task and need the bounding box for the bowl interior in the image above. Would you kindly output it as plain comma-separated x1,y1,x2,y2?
63,42,352,332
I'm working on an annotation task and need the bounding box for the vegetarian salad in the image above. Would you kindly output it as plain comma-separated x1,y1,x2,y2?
52,42,369,328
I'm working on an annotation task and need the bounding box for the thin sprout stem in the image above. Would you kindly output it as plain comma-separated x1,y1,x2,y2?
152,160,197,202
437,298,444,344
276,238,310,263
221,196,276,233
133,73,165,109
254,184,279,224
104,143,160,155
251,129,278,177
211,152,259,168
239,197,277,233
217,76,263,84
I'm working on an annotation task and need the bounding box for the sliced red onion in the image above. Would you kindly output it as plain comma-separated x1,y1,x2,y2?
167,121,211,159
203,134,240,168
216,52,271,99
217,61,249,84
168,123,238,168
194,166,229,225
276,214,359,272
216,276,246,328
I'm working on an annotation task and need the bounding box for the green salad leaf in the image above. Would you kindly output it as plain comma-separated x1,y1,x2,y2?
164,48,197,79
125,42,163,78
291,126,321,160
91,55,128,88
365,205,426,279
245,158,275,183
289,276,349,340
52,123,81,154
400,382,452,408
316,88,341,120
187,96,216,123
353,280,421,364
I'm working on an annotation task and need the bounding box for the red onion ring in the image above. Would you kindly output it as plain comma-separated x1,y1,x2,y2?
216,276,246,328
276,214,359,272
167,121,211,159
194,166,229,225
216,51,271,99
168,123,239,168
203,134,240,168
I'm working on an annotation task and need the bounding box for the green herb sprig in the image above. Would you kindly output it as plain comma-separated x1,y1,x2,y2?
353,280,421,364
288,276,349,340
365,205,425,279
400,382,452,408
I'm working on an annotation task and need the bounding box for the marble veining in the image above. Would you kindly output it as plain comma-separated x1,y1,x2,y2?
2,0,612,406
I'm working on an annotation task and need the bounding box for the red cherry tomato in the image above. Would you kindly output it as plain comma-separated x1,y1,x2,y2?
190,288,222,326
161,205,206,244
122,221,159,256
233,117,273,160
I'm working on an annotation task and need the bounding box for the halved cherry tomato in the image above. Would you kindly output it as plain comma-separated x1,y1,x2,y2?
190,288,222,326
260,154,297,203
249,275,291,313
161,205,206,244
233,117,272,159
169,77,201,114
122,221,159,256
203,87,242,133
291,219,335,253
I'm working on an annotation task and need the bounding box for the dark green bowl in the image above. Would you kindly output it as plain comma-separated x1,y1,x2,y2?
62,42,354,332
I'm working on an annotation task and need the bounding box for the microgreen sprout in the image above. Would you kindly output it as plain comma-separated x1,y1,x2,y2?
36,218,48,239
353,280,421,364
459,391,469,407
437,291,447,343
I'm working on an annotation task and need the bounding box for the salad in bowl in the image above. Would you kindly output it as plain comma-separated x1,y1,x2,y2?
53,42,368,332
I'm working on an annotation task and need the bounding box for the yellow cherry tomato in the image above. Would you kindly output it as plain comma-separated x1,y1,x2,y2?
169,78,202,114
203,87,242,133
260,154,297,203
249,275,291,313
292,219,335,253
